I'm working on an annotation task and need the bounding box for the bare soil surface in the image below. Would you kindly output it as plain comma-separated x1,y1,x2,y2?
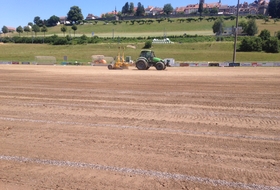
0,65,279,190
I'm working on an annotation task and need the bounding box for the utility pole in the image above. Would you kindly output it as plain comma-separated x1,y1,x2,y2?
233,0,240,63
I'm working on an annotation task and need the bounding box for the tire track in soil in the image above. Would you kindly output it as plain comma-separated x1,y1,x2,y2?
1,116,279,142
1,155,279,190
1,98,279,129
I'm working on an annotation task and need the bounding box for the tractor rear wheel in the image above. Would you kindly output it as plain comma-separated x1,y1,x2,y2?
155,62,165,70
136,59,148,70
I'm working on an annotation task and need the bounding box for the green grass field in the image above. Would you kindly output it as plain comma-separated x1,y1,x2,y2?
1,42,279,63
1,17,279,63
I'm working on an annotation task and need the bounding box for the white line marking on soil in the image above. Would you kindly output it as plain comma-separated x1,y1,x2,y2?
1,116,279,141
0,155,279,190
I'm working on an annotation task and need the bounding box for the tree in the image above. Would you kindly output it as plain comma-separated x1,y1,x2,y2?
16,26,23,36
267,0,280,18
135,2,145,16
47,15,60,26
238,20,247,33
259,29,271,41
263,16,270,24
33,16,43,26
163,4,174,15
212,17,225,35
24,26,31,36
32,25,40,36
61,25,67,36
245,19,258,36
1,26,8,35
28,22,33,27
41,25,48,37
67,6,84,24
122,2,129,15
143,40,152,49
71,24,77,37
274,18,279,24
198,2,204,17
128,2,135,15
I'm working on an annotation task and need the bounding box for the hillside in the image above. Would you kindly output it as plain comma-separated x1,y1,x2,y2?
5,16,279,38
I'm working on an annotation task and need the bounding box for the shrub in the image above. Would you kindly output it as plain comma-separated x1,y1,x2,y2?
53,37,68,45
263,37,279,53
259,29,271,40
238,37,262,52
276,31,280,40
78,34,88,44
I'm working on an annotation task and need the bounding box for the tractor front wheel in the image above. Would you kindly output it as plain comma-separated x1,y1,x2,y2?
108,64,113,70
155,62,165,70
136,59,148,70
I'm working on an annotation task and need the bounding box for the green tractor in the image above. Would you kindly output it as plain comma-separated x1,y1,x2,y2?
135,49,168,70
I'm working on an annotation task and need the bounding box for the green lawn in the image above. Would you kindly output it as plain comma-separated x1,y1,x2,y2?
1,42,279,63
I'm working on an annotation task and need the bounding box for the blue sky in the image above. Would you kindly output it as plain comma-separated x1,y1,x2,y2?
1,0,237,28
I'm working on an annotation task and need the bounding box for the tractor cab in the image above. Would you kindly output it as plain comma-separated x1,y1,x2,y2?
139,50,158,62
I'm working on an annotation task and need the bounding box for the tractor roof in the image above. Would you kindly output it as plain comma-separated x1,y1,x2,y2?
141,49,153,52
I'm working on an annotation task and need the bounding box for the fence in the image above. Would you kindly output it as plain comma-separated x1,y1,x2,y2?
1,60,280,67
179,61,280,67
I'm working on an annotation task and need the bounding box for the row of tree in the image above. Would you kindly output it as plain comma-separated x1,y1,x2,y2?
1,24,79,37
1,25,48,37
60,25,78,36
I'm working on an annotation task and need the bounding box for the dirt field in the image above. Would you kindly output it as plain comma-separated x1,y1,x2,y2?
0,65,279,190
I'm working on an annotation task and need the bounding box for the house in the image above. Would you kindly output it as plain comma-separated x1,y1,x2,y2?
7,27,16,32
223,26,243,36
58,16,69,25
174,6,186,14
219,5,231,14
204,2,221,12
152,7,163,15
184,4,199,14
182,2,221,15
85,14,99,20
145,6,163,15
145,6,154,15
258,0,269,15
